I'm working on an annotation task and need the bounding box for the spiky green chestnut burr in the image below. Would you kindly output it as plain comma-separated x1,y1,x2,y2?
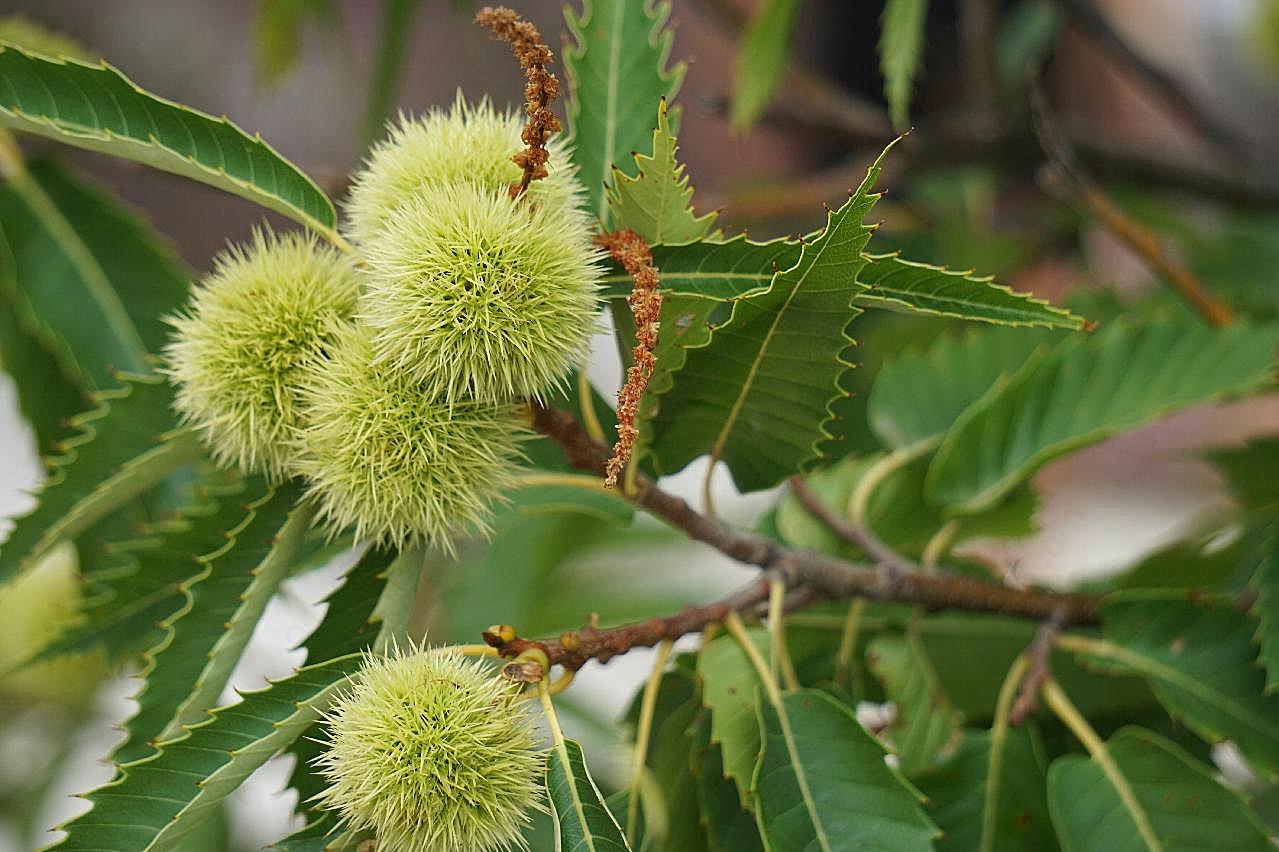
359,180,602,404
345,94,582,247
294,324,526,551
315,647,544,852
164,229,360,478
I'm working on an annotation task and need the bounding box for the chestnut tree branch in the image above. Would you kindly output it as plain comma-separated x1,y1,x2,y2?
511,401,1102,670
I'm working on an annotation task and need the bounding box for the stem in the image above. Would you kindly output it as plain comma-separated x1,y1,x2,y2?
626,640,673,846
457,644,500,658
833,598,867,690
1041,678,1163,851
982,654,1029,852
768,578,800,691
724,610,783,708
513,472,614,494
849,442,935,531
577,369,606,443
790,474,910,569
921,519,960,573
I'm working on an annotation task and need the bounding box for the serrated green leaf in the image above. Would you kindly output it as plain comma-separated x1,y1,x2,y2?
24,158,190,352
697,629,768,809
689,710,764,850
0,151,149,383
608,97,716,244
0,222,87,454
564,0,684,224
731,0,802,132
880,0,929,131
928,316,1279,514
112,478,281,762
281,544,415,833
868,325,1052,451
866,628,962,774
1046,726,1272,851
1077,594,1279,779
753,689,940,851
914,729,1055,852
0,46,339,240
36,473,256,665
1253,525,1279,693
117,485,309,766
55,654,362,851
648,150,890,491
547,737,632,852
0,373,202,585
854,254,1084,329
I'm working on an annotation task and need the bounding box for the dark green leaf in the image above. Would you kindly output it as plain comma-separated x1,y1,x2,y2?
0,46,339,238
1211,436,1279,511
0,222,87,454
546,737,632,851
1253,524,1279,693
753,689,939,850
689,710,764,850
915,728,1055,852
55,654,363,850
564,0,684,224
115,484,305,764
1082,594,1279,778
648,150,889,491
601,236,799,300
0,373,202,585
1046,726,1272,851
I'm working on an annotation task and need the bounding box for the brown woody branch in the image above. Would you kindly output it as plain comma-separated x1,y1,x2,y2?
1011,607,1067,724
787,474,911,571
509,402,1101,670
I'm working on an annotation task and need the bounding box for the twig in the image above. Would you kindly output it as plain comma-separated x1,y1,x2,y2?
1010,607,1067,724
484,577,775,670
530,402,1101,639
594,230,662,488
788,474,912,571
1030,79,1236,328
474,6,561,198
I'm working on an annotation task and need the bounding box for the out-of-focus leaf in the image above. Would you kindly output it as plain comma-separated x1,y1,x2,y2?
866,628,962,774
868,325,1050,451
0,374,201,585
879,0,929,130
928,316,1279,514
1077,594,1279,779
55,655,363,850
730,0,802,132
854,254,1084,329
